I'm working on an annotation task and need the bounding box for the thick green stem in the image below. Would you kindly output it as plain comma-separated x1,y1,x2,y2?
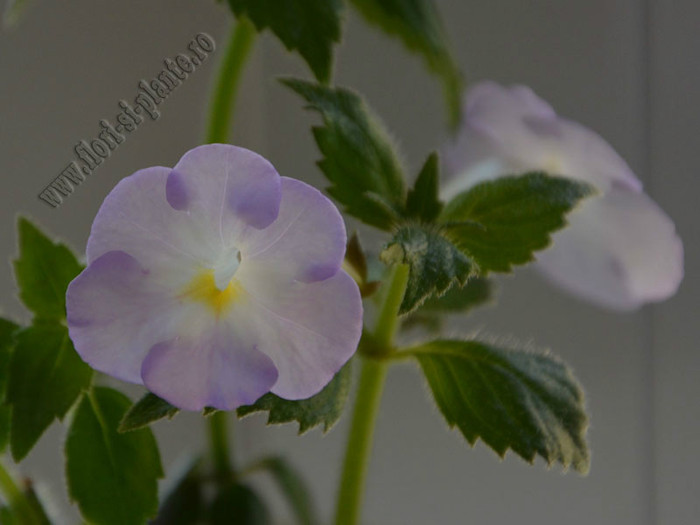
208,411,234,484
205,17,257,144
334,264,409,525
0,460,40,524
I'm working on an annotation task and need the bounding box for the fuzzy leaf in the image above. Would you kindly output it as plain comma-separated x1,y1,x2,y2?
405,152,442,222
119,393,179,433
381,225,473,314
227,0,342,83
13,217,82,320
349,0,463,127
283,79,406,230
65,387,163,525
7,323,92,461
407,339,590,473
238,361,352,434
441,172,594,273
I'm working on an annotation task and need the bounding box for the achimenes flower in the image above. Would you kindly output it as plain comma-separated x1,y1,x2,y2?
442,81,683,310
66,145,362,410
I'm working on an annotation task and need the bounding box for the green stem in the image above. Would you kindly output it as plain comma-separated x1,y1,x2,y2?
205,17,257,144
0,460,40,524
334,264,409,525
208,412,234,484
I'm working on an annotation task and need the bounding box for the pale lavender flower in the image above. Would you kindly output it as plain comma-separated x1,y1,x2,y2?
66,144,362,410
442,81,683,310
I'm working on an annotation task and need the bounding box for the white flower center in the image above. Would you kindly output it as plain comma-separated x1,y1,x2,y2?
213,245,242,291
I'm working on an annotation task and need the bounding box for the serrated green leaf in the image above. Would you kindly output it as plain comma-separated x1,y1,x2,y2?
252,456,319,525
407,339,590,473
282,79,406,230
152,458,203,525
208,483,270,525
405,152,443,222
440,172,594,273
7,324,92,461
119,393,180,433
381,225,474,314
238,361,352,434
13,217,82,320
227,0,342,83
349,0,463,127
65,387,163,525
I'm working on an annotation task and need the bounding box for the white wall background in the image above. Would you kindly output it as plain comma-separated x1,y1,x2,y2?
0,1,697,524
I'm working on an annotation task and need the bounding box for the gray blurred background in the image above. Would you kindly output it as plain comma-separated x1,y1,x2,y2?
0,0,698,523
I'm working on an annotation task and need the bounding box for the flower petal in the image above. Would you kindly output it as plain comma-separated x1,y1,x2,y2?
173,144,282,231
536,188,684,310
141,323,278,411
442,81,641,197
66,251,183,383
237,269,362,399
86,166,216,285
241,177,346,283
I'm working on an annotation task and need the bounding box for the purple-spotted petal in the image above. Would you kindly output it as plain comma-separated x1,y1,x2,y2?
536,188,684,310
238,269,362,399
86,166,215,285
66,251,182,383
172,144,282,231
241,177,346,283
141,324,278,411
442,81,641,197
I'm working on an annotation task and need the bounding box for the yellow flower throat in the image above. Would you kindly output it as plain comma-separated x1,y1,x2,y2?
181,269,244,316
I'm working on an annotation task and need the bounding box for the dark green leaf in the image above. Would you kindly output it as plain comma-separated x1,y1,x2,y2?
282,79,406,230
24,483,52,525
349,0,463,127
381,225,474,314
227,0,342,83
119,393,179,433
0,506,16,525
407,339,590,473
0,406,10,453
441,173,594,273
152,458,203,525
405,152,443,222
7,324,92,461
238,361,352,434
419,276,493,313
65,387,163,525
0,318,19,402
13,217,82,320
208,483,270,525
253,456,319,525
